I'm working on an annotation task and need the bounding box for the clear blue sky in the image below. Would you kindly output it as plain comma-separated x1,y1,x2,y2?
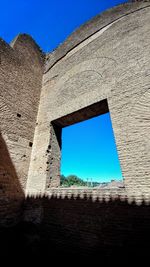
61,113,123,182
0,0,127,52
0,0,127,182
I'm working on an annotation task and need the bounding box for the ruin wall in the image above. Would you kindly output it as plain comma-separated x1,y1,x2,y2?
0,34,44,224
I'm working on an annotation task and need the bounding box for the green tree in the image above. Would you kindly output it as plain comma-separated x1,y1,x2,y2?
60,174,87,187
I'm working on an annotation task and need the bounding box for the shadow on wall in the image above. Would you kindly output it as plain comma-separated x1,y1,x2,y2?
0,134,150,262
0,132,24,225
1,193,150,263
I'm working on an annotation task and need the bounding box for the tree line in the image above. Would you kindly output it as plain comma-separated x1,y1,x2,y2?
60,175,101,187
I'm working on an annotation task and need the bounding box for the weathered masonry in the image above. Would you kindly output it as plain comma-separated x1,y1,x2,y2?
27,0,150,197
0,1,150,227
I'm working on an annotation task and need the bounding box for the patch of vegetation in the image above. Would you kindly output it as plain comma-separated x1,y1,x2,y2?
60,175,87,187
60,175,101,187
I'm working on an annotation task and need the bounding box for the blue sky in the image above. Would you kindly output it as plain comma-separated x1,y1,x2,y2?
0,0,127,182
0,0,127,52
61,113,123,182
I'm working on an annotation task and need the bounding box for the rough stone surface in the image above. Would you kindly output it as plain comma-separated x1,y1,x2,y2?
26,1,150,199
0,34,44,224
0,0,150,236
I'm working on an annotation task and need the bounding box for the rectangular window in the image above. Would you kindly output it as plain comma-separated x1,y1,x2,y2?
46,99,123,189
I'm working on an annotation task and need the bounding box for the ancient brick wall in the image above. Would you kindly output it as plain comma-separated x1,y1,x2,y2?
26,1,150,198
1,188,150,260
0,0,150,257
20,190,150,260
0,35,44,224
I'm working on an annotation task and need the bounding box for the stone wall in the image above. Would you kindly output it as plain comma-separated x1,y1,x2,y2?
20,189,150,261
27,1,150,198
0,34,44,224
0,0,150,258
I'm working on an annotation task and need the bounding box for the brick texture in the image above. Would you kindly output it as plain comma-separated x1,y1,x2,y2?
0,2,150,256
0,35,44,224
27,1,150,198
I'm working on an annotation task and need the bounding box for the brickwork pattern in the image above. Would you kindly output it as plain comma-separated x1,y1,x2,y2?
27,1,150,198
0,34,44,224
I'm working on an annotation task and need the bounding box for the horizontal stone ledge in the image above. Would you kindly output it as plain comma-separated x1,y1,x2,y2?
26,187,126,200
25,188,150,205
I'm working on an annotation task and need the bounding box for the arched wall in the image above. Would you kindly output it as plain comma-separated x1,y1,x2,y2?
26,1,150,197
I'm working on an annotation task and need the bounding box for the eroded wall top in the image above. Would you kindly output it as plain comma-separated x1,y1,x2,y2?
0,34,44,195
